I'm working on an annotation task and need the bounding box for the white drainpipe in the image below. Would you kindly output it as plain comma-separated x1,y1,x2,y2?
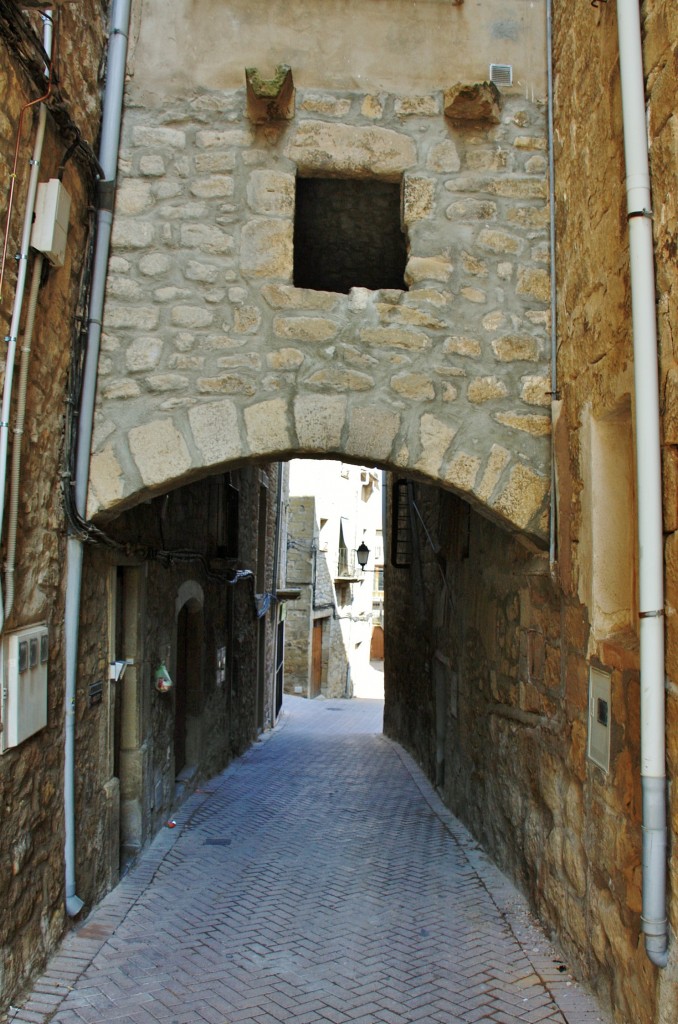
616,0,668,968
64,0,131,917
0,12,52,633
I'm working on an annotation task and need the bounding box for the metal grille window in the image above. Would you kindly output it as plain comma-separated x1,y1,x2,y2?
391,479,412,568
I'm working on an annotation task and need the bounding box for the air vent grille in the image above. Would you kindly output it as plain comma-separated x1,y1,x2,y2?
489,63,513,87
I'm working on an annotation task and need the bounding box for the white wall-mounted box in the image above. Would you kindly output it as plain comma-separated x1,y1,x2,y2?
588,666,612,772
1,624,49,754
31,178,71,267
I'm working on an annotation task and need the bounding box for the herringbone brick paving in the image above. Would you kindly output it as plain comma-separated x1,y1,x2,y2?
6,697,609,1024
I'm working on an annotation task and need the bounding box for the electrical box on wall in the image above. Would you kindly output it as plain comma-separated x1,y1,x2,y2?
0,624,49,754
588,666,611,772
31,178,71,267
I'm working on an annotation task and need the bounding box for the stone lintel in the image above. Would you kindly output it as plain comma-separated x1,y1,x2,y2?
443,82,502,124
246,65,295,123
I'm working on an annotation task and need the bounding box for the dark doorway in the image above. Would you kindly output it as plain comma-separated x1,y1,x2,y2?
175,601,203,776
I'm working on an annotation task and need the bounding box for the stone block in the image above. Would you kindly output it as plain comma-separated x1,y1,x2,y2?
88,447,125,513
390,372,435,401
468,376,508,403
188,399,242,466
491,463,549,530
492,334,541,362
139,253,171,276
360,326,430,351
267,348,304,370
126,337,164,372
305,368,374,392
261,284,338,310
403,176,435,223
443,82,502,123
415,414,458,477
361,95,384,119
132,126,186,149
521,375,551,407
476,444,511,501
115,180,154,215
146,374,188,392
461,252,488,276
105,306,159,330
442,451,481,491
376,303,446,330
461,286,486,303
394,95,440,117
516,267,551,302
662,446,678,533
273,316,338,343
233,306,262,334
246,65,295,123
244,398,292,454
345,406,400,462
299,94,352,117
111,219,155,249
170,305,214,328
405,255,454,284
294,395,347,451
446,198,497,220
286,120,416,180
128,419,192,487
426,140,461,173
196,129,254,148
246,170,295,215
216,354,262,370
443,336,482,358
190,175,234,198
194,151,236,173
180,223,234,254
197,374,256,396
494,411,551,436
240,219,293,279
477,228,523,254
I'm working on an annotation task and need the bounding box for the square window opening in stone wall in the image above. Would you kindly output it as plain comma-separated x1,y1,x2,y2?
293,177,408,294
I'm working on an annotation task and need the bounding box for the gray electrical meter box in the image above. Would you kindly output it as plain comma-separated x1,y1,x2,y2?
31,178,71,267
1,624,49,753
588,666,612,772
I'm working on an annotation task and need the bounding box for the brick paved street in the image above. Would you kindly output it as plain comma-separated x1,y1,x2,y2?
7,698,608,1024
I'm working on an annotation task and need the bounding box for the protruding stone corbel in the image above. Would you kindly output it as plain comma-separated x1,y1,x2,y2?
246,65,295,124
443,82,503,124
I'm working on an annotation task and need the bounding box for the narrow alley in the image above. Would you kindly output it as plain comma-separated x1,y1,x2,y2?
8,697,608,1024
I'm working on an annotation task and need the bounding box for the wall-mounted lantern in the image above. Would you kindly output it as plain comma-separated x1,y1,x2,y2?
356,542,370,571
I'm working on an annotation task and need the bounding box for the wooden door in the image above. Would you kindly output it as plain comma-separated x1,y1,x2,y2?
311,619,323,697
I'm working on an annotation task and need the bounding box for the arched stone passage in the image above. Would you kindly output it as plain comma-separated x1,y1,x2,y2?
90,2,552,544
90,395,549,541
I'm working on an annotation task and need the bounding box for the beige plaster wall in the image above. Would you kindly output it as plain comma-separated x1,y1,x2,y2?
130,0,547,101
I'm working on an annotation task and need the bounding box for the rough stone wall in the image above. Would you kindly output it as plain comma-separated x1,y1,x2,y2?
91,86,552,541
386,3,678,1023
384,484,657,1024
75,464,280,894
0,3,105,1010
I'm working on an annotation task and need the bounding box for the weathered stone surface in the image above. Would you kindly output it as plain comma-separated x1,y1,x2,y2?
345,407,401,462
294,395,347,450
491,463,548,529
180,223,234,254
390,372,435,401
494,411,551,436
405,255,454,284
442,451,481,491
273,316,338,343
415,414,457,476
197,374,256,395
360,326,431,351
493,335,541,362
267,348,305,370
88,447,125,511
394,94,440,116
444,336,482,358
477,444,512,501
286,120,416,179
261,284,339,310
443,81,502,123
246,170,295,215
128,419,192,487
403,176,435,223
306,368,374,392
240,219,293,278
468,376,508,403
517,267,551,302
426,140,461,173
244,399,292,453
188,399,241,465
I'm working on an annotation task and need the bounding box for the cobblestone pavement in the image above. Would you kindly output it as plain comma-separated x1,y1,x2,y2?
8,697,609,1024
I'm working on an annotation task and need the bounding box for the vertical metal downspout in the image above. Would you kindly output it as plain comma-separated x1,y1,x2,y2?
64,0,131,917
616,0,668,968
